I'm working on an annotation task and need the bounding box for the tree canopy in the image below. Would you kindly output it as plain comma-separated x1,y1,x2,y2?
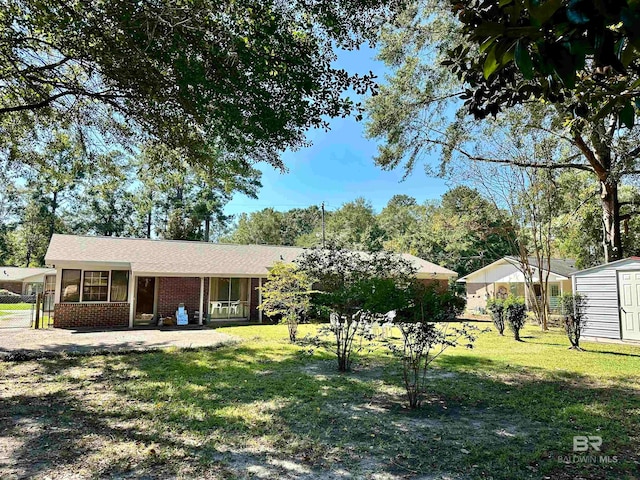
366,0,640,262
447,0,640,126
1,0,401,167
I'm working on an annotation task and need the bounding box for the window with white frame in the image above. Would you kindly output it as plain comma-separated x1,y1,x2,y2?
82,271,109,302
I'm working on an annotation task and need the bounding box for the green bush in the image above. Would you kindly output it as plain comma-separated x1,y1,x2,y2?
503,295,527,341
259,262,314,343
559,293,588,349
486,298,505,335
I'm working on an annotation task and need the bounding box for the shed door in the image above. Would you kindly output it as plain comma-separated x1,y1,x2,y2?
618,271,640,341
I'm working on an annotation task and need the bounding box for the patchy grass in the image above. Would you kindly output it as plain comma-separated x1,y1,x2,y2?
1,323,639,479
0,303,33,311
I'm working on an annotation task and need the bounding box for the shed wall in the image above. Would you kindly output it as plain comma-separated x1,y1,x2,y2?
575,268,621,339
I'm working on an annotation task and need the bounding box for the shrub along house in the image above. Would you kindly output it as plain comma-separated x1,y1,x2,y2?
44,234,457,329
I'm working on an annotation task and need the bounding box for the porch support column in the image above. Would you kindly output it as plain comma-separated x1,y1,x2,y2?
258,277,263,323
128,273,136,328
199,277,204,326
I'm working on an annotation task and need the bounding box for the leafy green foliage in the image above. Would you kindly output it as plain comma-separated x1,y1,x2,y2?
223,189,515,276
447,0,640,125
486,298,505,335
298,244,416,371
1,0,401,167
259,262,314,342
222,206,322,246
503,295,527,341
368,0,640,263
559,293,588,350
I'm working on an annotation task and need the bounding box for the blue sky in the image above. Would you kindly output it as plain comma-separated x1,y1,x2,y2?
223,47,449,217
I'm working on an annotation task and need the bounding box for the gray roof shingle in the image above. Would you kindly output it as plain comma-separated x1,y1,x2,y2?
45,234,457,277
505,256,577,277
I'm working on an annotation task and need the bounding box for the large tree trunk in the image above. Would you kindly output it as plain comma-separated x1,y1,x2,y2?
600,179,623,262
574,122,624,263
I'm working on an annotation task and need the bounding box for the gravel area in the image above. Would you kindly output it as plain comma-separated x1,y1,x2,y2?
0,327,237,360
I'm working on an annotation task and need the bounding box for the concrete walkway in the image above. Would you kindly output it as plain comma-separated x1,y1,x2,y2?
0,327,237,360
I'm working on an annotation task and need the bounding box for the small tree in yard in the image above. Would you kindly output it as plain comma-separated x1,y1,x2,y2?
297,245,415,372
259,262,313,343
390,282,480,409
503,295,527,341
486,298,505,335
559,293,588,350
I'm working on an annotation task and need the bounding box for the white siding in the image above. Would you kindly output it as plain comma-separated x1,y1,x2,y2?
574,259,640,340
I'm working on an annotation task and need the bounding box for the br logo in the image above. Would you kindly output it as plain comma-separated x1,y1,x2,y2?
573,435,602,452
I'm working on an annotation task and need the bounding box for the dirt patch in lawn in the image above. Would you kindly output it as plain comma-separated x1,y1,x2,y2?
1,344,639,479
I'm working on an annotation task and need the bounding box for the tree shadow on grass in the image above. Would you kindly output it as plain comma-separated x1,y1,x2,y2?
2,343,640,479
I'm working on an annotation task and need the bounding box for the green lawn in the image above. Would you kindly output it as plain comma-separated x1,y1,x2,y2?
1,323,639,479
0,302,33,310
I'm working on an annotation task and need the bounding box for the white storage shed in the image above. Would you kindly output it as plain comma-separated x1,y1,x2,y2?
572,257,640,341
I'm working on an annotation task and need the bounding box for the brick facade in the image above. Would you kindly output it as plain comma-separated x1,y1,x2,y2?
54,302,129,328
0,281,23,294
249,277,260,322
157,277,209,321
419,278,449,292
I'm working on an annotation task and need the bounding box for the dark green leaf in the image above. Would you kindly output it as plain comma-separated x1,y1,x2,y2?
619,101,635,129
483,46,500,79
515,40,534,79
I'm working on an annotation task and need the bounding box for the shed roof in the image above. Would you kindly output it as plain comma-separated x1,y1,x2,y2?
45,234,457,278
0,267,55,282
571,257,640,276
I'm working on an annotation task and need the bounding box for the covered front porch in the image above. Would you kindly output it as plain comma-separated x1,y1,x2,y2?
129,274,264,327
491,280,570,314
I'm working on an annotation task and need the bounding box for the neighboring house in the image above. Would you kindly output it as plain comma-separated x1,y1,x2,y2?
573,257,640,342
44,234,457,329
458,256,577,314
0,267,56,295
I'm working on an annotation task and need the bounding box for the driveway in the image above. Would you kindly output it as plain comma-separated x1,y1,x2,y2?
0,327,237,360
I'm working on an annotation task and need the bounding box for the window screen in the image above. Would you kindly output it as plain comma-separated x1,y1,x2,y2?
61,270,81,302
110,271,129,302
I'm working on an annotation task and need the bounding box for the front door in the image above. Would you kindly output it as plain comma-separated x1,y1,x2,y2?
618,271,640,341
135,277,156,325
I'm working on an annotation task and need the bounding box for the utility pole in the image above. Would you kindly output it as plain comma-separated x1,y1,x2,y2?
321,201,325,248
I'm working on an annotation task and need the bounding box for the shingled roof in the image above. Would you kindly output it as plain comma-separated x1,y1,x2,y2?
505,256,578,278
0,267,55,282
45,234,457,278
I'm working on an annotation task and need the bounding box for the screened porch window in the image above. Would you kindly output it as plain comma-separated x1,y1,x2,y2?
61,269,81,303
210,278,249,319
110,270,129,302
